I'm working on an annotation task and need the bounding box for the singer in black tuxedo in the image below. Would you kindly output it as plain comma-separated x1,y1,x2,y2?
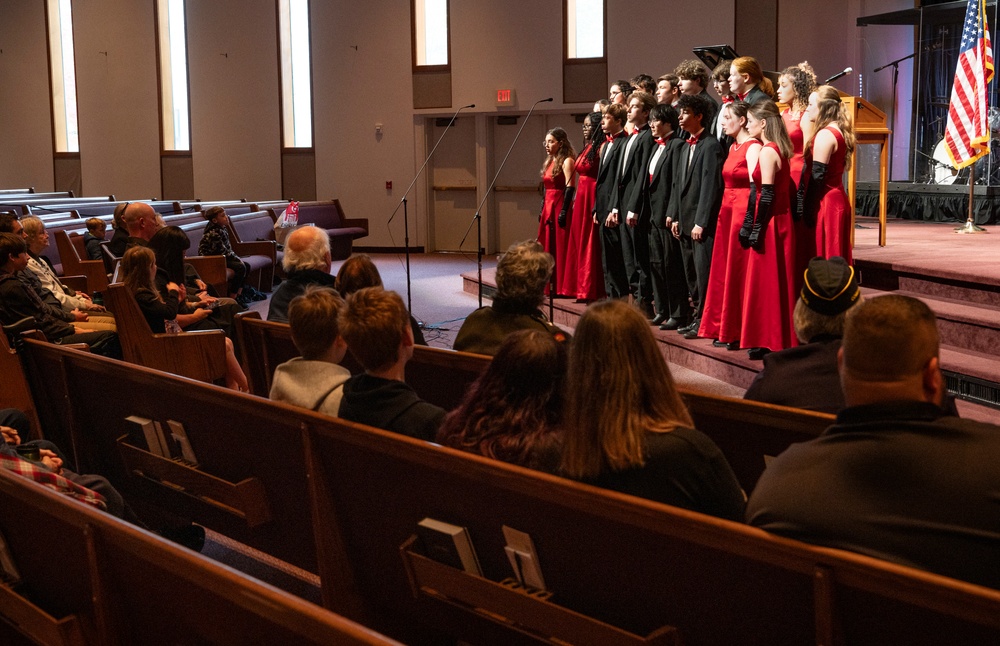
611,92,656,313
668,95,724,334
646,105,691,328
594,104,629,299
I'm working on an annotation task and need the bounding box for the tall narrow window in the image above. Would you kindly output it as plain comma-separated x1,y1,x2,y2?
157,0,190,151
414,0,449,67
566,0,604,59
46,0,79,153
278,0,313,148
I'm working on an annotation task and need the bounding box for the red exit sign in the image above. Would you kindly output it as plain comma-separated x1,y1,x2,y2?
496,88,516,107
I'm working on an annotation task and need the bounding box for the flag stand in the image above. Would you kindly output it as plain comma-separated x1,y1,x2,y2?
955,159,988,233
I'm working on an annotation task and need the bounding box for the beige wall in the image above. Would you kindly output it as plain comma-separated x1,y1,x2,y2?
0,0,903,245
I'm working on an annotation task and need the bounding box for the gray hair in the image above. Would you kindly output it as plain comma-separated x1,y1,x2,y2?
495,240,553,309
20,216,45,237
282,226,331,272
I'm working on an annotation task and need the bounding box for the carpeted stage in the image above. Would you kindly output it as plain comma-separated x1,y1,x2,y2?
463,215,1000,425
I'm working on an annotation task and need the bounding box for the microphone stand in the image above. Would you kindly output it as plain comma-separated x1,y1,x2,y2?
462,97,553,309
388,103,475,315
874,52,914,180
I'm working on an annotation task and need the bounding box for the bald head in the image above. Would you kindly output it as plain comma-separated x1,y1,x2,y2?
121,202,163,241
839,295,943,406
282,225,331,273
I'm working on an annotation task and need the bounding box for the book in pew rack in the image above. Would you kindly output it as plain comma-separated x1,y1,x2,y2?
416,518,482,576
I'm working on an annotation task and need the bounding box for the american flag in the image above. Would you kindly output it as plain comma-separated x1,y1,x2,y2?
944,0,994,168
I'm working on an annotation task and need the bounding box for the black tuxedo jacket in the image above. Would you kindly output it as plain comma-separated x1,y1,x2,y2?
740,85,771,106
594,131,628,219
667,130,725,236
647,134,684,228
612,125,655,223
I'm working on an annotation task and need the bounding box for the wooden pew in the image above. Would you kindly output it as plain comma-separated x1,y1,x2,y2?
0,321,42,446
234,311,488,410
0,469,400,645
305,415,1000,646
103,283,227,384
52,231,108,295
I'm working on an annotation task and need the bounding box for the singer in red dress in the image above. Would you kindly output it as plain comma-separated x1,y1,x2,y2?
802,86,856,263
739,100,798,359
698,101,760,348
564,113,606,301
537,128,576,295
778,62,819,271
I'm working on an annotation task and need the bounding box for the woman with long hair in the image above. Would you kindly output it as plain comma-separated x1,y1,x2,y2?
537,127,576,296
437,329,565,471
728,57,775,104
560,300,745,520
697,101,761,350
776,62,817,193
739,100,798,359
121,246,247,391
563,112,606,302
802,85,856,263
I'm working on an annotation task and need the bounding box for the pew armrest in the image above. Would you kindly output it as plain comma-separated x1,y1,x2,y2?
232,239,276,261
0,582,87,646
185,255,228,298
117,436,272,527
60,275,89,294
399,536,679,645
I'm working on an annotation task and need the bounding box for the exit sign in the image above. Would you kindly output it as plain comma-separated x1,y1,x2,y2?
496,88,516,107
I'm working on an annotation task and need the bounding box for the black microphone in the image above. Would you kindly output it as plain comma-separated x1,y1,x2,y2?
462,103,476,109
541,98,554,102
825,67,853,84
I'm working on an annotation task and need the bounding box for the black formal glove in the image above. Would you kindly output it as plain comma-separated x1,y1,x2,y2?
738,183,757,249
794,165,808,221
749,184,775,250
558,186,576,228
801,160,828,228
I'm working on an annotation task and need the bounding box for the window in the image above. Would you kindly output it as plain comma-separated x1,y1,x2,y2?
566,0,604,59
157,0,191,151
46,0,79,153
413,0,449,67
278,0,313,148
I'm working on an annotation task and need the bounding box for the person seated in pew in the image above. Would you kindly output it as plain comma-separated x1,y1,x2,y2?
198,206,254,307
743,256,862,413
267,226,337,323
437,329,565,472
337,287,444,441
560,300,746,521
148,225,240,338
336,253,426,346
746,295,1000,589
106,201,134,258
0,233,121,358
121,246,248,392
453,240,569,356
269,286,351,416
19,216,116,332
83,217,107,261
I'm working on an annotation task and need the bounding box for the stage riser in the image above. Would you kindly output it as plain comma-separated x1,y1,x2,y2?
858,264,1000,308
937,319,1000,358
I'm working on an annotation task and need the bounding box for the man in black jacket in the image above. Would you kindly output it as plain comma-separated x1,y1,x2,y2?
267,226,335,322
594,103,630,300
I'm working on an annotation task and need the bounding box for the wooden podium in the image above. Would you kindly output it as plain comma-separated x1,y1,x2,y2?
840,94,891,247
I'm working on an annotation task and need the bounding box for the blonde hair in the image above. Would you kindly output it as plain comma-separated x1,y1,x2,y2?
561,300,694,479
804,85,857,171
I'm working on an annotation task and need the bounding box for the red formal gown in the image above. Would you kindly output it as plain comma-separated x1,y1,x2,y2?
812,126,852,264
740,142,798,352
782,108,814,293
699,139,759,343
563,146,605,301
538,161,573,295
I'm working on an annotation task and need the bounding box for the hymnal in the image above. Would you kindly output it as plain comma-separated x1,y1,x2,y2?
416,517,482,576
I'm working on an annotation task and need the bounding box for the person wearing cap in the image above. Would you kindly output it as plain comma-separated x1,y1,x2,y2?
742,256,860,413
746,294,1000,589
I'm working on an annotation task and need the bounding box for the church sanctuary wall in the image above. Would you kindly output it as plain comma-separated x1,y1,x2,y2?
73,0,161,199
0,0,55,192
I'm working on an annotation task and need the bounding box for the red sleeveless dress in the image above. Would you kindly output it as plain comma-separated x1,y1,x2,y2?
740,142,798,352
538,160,572,295
812,127,852,263
783,108,816,285
564,146,605,301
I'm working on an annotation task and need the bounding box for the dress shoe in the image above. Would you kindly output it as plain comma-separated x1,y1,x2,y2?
747,347,772,361
651,313,668,326
682,327,701,340
712,339,728,348
660,317,685,331
678,319,700,336
726,341,741,351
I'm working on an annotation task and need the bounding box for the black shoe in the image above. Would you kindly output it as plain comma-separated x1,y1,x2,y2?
726,341,741,351
683,327,701,340
160,523,206,552
712,339,728,347
747,347,771,361
651,313,668,326
660,317,685,331
678,319,700,335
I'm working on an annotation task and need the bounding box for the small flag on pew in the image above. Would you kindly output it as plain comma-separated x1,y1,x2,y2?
944,0,994,169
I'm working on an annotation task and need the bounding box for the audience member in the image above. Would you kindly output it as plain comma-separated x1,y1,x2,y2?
199,206,252,305
560,300,745,520
120,202,165,247
267,226,335,322
338,287,444,441
269,286,350,416
83,217,107,261
106,201,133,258
336,254,426,345
746,295,1000,589
743,256,861,412
438,329,565,472
453,240,568,356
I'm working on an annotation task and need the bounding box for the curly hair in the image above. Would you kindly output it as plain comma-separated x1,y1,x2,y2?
494,240,553,310
780,62,817,111
712,59,733,82
583,112,603,165
674,59,710,90
437,329,566,468
630,73,656,95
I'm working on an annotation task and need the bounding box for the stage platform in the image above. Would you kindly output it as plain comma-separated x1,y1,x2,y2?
857,181,1000,225
462,216,1000,423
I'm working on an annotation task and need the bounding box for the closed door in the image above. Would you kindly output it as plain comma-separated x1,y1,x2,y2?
427,117,477,252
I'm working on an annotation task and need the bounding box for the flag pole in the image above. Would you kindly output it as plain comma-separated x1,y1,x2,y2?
955,158,988,233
